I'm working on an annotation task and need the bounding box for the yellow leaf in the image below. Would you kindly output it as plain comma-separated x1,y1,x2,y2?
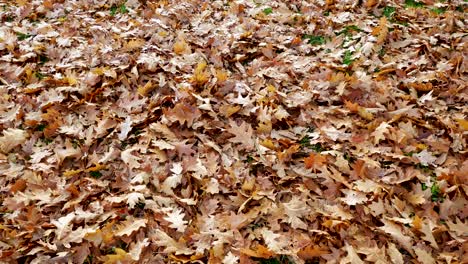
86,163,106,172
257,121,272,134
103,248,128,264
358,106,374,121
215,69,228,82
63,169,83,177
242,177,256,192
260,139,276,150
85,229,103,246
219,105,240,117
266,84,276,93
240,245,274,259
137,81,155,96
456,119,468,131
192,61,210,85
173,38,189,55
125,39,144,51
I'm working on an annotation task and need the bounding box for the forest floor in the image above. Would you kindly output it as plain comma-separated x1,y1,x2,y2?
0,0,467,263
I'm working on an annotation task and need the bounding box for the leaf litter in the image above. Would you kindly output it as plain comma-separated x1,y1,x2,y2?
0,0,467,263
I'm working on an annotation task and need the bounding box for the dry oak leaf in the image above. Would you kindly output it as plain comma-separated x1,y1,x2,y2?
227,120,255,150
372,121,390,144
114,217,147,237
414,247,435,264
240,245,274,259
340,243,364,264
378,219,414,254
0,128,28,153
165,101,201,127
163,208,188,233
151,229,194,255
304,153,327,172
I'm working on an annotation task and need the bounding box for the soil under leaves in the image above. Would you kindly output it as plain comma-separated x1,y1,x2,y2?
0,0,467,263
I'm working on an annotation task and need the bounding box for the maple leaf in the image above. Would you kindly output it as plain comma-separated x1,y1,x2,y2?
163,207,188,233
304,153,327,172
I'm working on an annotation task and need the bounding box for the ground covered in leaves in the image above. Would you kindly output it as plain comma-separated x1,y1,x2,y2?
0,0,467,263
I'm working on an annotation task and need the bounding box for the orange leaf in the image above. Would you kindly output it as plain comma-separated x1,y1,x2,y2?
298,245,330,260
10,179,27,193
240,245,274,259
344,100,359,112
304,153,327,171
412,215,422,230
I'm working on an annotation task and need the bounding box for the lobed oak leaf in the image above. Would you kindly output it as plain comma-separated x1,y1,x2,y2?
222,252,239,264
165,101,201,127
414,150,437,166
378,219,413,254
163,208,188,233
414,247,435,264
446,218,468,237
341,189,368,206
340,243,364,264
387,243,404,264
161,162,183,194
282,196,308,229
261,229,289,254
151,229,194,255
372,122,390,144
118,116,133,141
129,238,150,261
126,192,145,209
227,120,255,150
114,217,147,237
0,128,28,153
